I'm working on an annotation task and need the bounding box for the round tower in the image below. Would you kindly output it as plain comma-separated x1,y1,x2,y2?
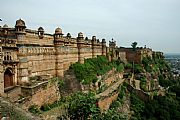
15,19,26,43
38,27,44,39
109,38,116,49
54,27,64,45
15,19,26,34
77,32,84,64
66,33,71,39
91,36,96,58
2,24,9,37
102,39,106,56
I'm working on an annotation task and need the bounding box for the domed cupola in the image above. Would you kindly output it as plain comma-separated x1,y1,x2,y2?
66,33,71,39
2,24,9,36
54,27,63,39
54,27,64,45
15,19,26,34
78,32,83,38
38,27,44,39
55,27,63,35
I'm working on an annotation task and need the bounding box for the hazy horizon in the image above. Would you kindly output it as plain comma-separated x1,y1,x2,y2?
1,0,180,53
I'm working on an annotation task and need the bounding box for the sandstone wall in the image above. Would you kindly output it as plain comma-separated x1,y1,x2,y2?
20,32,54,46
18,46,56,83
126,51,142,64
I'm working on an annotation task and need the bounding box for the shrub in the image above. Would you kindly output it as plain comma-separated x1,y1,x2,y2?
28,105,41,114
125,63,132,69
134,64,143,74
71,56,124,85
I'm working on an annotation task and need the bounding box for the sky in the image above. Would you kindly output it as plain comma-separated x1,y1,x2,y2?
0,0,180,53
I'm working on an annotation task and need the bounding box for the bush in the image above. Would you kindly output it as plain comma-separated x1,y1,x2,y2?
140,81,147,91
134,64,143,74
28,105,41,114
71,56,124,85
125,63,132,69
68,91,100,120
130,93,145,120
40,101,62,111
40,104,51,111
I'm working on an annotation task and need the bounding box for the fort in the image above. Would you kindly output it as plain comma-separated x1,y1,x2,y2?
0,19,162,104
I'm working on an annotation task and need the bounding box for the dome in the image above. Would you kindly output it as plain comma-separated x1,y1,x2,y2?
67,33,71,38
78,32,83,38
3,24,8,28
92,36,96,40
38,27,44,32
55,27,63,34
15,19,26,27
102,39,106,43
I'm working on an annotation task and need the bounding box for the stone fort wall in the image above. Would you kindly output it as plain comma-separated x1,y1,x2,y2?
0,19,109,94
17,28,105,84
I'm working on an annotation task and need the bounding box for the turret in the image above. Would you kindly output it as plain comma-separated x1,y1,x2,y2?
108,38,116,61
15,19,26,43
91,36,96,58
102,39,106,56
66,33,71,39
54,27,64,45
38,27,44,39
15,19,26,34
77,32,84,64
109,38,116,49
2,24,9,37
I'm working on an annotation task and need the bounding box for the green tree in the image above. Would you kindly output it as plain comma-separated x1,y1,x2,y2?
131,42,138,51
68,91,100,120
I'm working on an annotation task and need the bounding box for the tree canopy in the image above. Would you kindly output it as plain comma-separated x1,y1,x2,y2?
131,42,138,51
